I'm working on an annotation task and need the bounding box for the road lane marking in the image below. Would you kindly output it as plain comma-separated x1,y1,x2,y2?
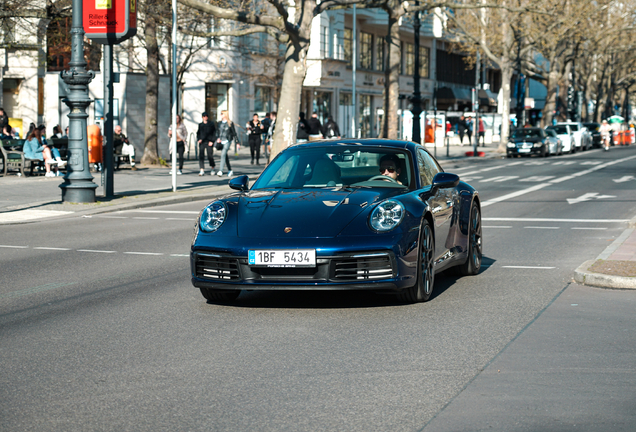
97,216,128,219
549,154,636,184
34,247,72,251
502,266,556,269
483,226,512,228
123,252,165,256
0,245,29,249
482,217,629,223
567,192,616,205
132,217,160,220
170,254,189,257
519,176,555,182
524,226,560,229
124,210,200,214
614,176,635,183
479,176,519,183
77,249,117,253
481,183,550,207
571,227,608,230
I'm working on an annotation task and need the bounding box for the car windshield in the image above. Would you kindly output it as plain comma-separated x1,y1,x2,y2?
583,123,600,132
568,124,580,131
548,125,568,135
252,146,412,190
511,129,542,139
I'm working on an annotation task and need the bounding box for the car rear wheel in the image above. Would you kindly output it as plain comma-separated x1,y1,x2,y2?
457,202,482,276
398,219,435,303
200,288,240,303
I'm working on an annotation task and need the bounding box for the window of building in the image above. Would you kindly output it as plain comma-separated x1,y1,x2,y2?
404,43,414,75
420,46,430,78
320,26,329,58
339,92,353,138
254,86,272,113
205,83,229,121
375,36,385,71
47,17,72,72
359,94,372,138
360,32,372,70
344,28,353,66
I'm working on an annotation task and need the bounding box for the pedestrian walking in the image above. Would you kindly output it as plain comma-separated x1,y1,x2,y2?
261,112,271,159
167,114,188,175
266,111,276,158
466,117,473,146
322,115,341,139
215,110,238,177
246,113,264,165
600,119,612,151
297,112,310,143
196,111,216,176
308,112,324,141
113,124,137,170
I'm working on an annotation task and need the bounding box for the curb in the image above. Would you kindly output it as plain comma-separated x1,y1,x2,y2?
573,260,636,290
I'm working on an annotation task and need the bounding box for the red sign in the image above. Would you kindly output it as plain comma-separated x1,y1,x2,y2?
83,0,137,44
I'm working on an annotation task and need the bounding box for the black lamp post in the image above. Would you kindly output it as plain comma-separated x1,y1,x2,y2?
59,0,98,203
410,1,422,144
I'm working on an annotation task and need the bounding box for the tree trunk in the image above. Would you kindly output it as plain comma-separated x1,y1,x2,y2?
384,4,401,140
141,14,160,164
269,1,314,159
497,64,513,152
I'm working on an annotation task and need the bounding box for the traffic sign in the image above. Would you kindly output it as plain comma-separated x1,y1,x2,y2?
83,0,137,44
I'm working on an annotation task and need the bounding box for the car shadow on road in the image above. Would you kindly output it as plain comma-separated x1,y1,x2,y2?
206,256,497,309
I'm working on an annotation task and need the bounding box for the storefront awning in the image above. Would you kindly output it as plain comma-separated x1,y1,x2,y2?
478,89,497,106
436,86,472,105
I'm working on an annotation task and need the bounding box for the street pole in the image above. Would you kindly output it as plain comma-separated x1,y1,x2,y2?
171,0,177,192
352,5,357,138
103,43,114,198
473,49,480,157
60,0,98,203
411,1,422,145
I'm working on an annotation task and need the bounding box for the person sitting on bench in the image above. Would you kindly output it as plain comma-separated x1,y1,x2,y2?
113,125,137,170
24,125,65,177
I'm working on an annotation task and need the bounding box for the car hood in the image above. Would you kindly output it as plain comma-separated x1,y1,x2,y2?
236,188,400,238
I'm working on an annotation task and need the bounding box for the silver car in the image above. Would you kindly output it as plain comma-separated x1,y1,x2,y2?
556,121,592,151
544,128,564,155
546,124,574,153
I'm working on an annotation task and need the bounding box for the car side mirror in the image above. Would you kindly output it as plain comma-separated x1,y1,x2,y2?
432,172,460,190
229,175,249,191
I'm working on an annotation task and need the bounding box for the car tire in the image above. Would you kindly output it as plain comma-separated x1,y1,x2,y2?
200,288,240,303
457,201,482,276
398,219,434,303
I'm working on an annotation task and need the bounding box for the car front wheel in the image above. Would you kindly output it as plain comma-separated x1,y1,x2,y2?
398,219,435,303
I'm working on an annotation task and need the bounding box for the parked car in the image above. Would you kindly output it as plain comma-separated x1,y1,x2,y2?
583,122,602,148
190,139,482,304
506,127,550,157
556,121,592,151
545,125,574,153
544,128,563,155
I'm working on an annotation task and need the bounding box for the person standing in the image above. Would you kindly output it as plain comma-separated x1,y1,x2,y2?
0,108,8,133
167,114,188,175
322,115,341,139
113,124,137,170
457,115,467,146
478,118,486,146
307,112,324,141
246,113,264,165
266,111,277,157
600,119,612,151
297,112,310,143
261,112,271,159
215,110,237,177
196,112,216,176
466,117,473,146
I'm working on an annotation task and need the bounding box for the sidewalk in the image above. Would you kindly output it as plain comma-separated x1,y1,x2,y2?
1,140,634,287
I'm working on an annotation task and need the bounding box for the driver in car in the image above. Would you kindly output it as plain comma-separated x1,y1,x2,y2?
378,154,402,184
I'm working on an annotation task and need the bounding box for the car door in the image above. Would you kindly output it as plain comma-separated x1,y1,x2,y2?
417,148,452,260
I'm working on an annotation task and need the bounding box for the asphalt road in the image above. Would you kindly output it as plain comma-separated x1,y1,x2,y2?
1,146,635,431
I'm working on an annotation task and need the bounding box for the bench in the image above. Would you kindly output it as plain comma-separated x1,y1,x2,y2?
1,139,68,176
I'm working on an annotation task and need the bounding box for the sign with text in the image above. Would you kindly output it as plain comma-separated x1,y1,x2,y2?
83,0,137,44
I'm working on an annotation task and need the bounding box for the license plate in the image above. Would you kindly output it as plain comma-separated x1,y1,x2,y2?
519,148,531,153
249,249,316,267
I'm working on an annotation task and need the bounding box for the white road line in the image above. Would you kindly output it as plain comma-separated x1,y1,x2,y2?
479,175,519,183
123,252,164,256
77,249,117,254
170,254,189,257
519,176,555,182
125,210,200,214
502,266,556,269
524,226,560,229
481,183,550,207
482,217,629,223
456,160,525,177
97,216,128,219
132,217,160,220
483,226,512,228
549,154,636,184
571,227,608,230
33,247,72,251
0,245,28,249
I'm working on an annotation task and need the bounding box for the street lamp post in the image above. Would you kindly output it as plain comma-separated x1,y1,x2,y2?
411,1,422,145
60,0,98,203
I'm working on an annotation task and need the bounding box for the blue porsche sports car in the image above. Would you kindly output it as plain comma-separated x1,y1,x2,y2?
191,139,482,303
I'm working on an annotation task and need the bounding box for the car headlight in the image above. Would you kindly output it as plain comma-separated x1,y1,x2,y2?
507,142,516,148
533,142,543,147
369,200,404,232
199,201,227,233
